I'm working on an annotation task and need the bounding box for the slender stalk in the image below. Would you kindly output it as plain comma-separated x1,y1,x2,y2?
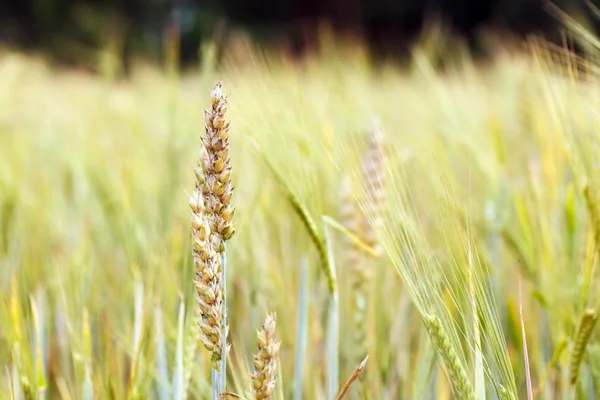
220,250,228,393
328,293,340,400
468,249,485,400
518,277,533,400
212,369,219,400
173,302,185,400
324,226,339,400
293,257,309,400
335,356,369,400
154,306,169,400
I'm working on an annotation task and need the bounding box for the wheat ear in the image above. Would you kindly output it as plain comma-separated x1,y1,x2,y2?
340,119,387,363
202,83,235,247
190,83,234,399
360,117,387,255
190,168,224,367
251,313,281,400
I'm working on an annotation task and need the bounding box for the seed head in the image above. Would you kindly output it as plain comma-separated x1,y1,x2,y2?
251,313,280,400
423,314,475,400
201,82,235,251
189,82,237,370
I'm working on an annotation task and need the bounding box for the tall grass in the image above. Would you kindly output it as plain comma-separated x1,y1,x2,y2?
0,33,600,398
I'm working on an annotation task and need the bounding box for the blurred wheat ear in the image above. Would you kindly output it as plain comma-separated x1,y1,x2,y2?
339,117,387,371
251,312,281,400
569,309,598,386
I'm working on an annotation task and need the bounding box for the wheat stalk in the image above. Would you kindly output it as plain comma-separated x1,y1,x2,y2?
251,312,280,400
335,356,369,400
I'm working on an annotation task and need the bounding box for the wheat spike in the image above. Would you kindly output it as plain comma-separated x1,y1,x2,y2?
190,189,224,369
203,82,235,249
339,118,387,362
190,82,235,370
251,312,281,400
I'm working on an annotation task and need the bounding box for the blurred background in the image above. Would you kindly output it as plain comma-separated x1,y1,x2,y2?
2,0,599,71
4,0,600,399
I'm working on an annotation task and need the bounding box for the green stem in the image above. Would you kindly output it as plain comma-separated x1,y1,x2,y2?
212,368,219,400
293,257,309,400
324,226,339,400
221,249,227,394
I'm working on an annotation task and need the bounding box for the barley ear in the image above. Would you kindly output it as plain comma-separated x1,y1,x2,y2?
570,309,598,385
423,314,475,400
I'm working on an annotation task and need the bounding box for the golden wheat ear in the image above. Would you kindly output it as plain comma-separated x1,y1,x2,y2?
190,83,235,398
203,82,235,247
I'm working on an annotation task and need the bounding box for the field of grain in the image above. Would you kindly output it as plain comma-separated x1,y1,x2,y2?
1,40,600,399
